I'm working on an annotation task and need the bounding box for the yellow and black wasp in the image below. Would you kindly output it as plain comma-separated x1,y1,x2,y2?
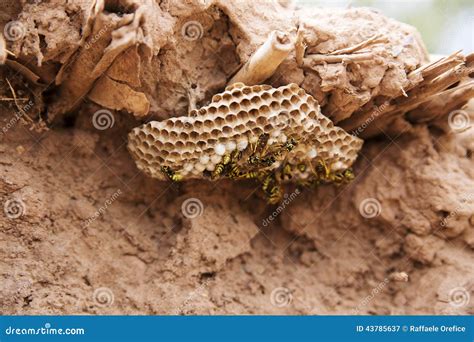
248,134,270,166
261,137,298,166
260,173,283,204
329,168,355,184
212,150,243,179
314,159,330,180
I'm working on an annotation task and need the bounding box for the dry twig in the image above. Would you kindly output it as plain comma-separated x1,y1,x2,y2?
229,30,294,85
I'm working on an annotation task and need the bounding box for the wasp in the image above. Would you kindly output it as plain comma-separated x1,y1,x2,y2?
343,168,355,181
261,173,275,193
212,150,243,180
230,149,242,161
161,166,183,182
239,171,262,179
265,138,298,163
256,133,270,155
248,155,260,165
268,185,283,204
315,159,330,180
212,153,231,179
297,163,306,173
248,134,270,165
260,173,282,203
279,163,293,181
260,155,276,167
284,138,297,151
228,164,242,178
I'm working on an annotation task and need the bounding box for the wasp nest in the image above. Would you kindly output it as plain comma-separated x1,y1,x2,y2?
128,83,363,202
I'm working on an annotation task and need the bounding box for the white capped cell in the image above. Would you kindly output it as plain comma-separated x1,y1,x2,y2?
206,163,215,171
199,155,210,164
226,141,236,151
307,148,317,159
237,138,248,151
279,134,287,143
183,163,193,172
195,163,206,172
332,161,345,171
215,143,226,155
211,154,222,164
249,135,258,144
271,130,281,137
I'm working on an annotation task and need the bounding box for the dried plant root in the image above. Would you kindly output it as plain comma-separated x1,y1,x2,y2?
328,34,388,55
229,30,294,85
340,52,473,137
303,52,374,66
407,80,474,125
